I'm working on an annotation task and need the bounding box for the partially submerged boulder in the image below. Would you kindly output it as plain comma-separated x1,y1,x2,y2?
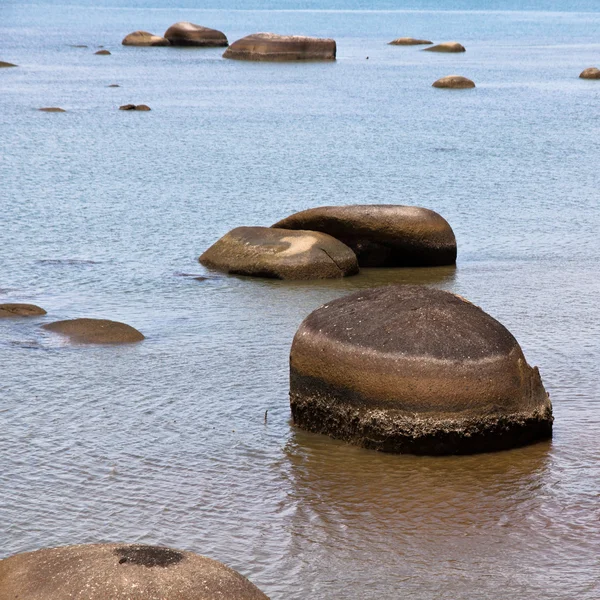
0,543,269,600
164,22,228,46
432,75,475,89
0,303,46,318
388,37,432,45
199,226,358,279
38,107,66,112
42,318,144,344
122,31,170,46
273,205,456,267
290,285,553,455
223,33,336,61
0,61,17,67
424,41,466,53
119,104,151,111
579,67,600,79
95,49,111,55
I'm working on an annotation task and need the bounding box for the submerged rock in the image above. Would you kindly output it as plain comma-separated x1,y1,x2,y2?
38,107,66,112
0,303,46,318
273,205,456,267
199,226,358,280
388,37,433,45
424,41,466,53
579,67,600,79
223,33,336,61
0,61,17,67
432,75,475,89
164,22,228,46
108,84,120,87
95,49,111,55
42,318,144,344
122,31,170,46
119,104,151,111
0,543,270,600
290,285,553,455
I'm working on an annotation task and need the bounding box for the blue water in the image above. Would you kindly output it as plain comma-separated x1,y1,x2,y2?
1,2,599,599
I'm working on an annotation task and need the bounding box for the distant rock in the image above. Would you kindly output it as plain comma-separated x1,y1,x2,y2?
119,104,151,111
199,226,358,279
164,22,228,46
432,75,475,89
122,31,170,46
108,84,120,87
388,37,433,45
95,49,111,55
69,44,88,48
38,107,66,112
223,33,336,61
0,304,47,318
42,318,144,344
424,41,466,53
0,61,17,67
579,67,600,80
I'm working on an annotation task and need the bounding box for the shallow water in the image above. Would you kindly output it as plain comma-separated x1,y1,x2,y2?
1,1,599,598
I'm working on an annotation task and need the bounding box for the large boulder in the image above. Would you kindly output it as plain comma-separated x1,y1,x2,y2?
424,41,466,53
388,37,432,45
290,285,553,455
0,543,269,600
0,303,46,318
432,75,475,89
199,226,358,280
42,318,144,343
272,205,456,267
579,67,600,79
223,33,336,61
122,31,170,46
164,22,228,46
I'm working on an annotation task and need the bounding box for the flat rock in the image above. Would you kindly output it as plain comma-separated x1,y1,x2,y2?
424,41,466,53
273,205,456,267
42,318,144,344
38,107,66,112
95,49,111,55
0,61,17,67
0,543,269,600
164,22,228,46
199,226,358,280
108,83,120,87
122,31,170,46
432,75,475,88
579,67,600,79
290,285,553,455
0,303,47,318
119,104,151,111
388,37,433,45
223,33,336,61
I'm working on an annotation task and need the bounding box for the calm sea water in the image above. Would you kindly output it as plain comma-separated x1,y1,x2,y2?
1,1,599,598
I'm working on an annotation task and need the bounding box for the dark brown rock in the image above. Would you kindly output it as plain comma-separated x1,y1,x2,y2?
122,31,170,46
108,84,120,87
223,33,336,61
119,104,150,111
69,44,88,48
95,49,111,55
0,61,17,67
388,37,433,45
42,318,144,344
424,41,466,53
0,303,46,318
432,75,475,89
273,205,456,267
38,107,66,112
164,22,228,47
199,226,358,280
579,67,600,79
290,285,553,455
0,543,269,600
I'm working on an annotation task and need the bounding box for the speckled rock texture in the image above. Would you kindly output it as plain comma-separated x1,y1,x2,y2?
223,33,336,61
164,22,228,46
290,285,553,455
273,205,456,267
199,226,358,280
0,543,270,600
579,67,600,79
432,75,475,89
388,37,432,45
122,31,170,46
42,318,144,343
424,41,466,53
0,303,46,318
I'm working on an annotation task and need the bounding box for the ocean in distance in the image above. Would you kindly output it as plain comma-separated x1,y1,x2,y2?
0,0,599,598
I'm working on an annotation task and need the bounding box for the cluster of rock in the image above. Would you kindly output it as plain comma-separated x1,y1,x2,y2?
199,205,457,280
122,22,228,47
119,103,151,111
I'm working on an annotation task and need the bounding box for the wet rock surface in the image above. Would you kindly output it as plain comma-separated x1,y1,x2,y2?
0,303,47,318
42,318,144,344
164,22,228,46
432,75,475,88
223,33,336,61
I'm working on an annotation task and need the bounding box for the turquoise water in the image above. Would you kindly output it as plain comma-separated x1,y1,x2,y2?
1,2,599,598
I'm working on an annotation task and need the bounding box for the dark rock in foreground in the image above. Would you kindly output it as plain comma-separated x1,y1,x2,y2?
0,61,17,67
0,543,269,600
0,303,46,318
43,318,144,343
290,285,553,455
432,75,475,89
119,104,151,111
164,22,228,46
579,67,600,79
424,41,466,53
199,226,358,279
122,31,170,46
223,33,336,61
273,205,456,267
388,37,432,45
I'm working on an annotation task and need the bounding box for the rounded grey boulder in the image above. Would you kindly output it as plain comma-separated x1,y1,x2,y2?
0,543,269,599
164,22,228,46
290,285,553,455
223,33,336,61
